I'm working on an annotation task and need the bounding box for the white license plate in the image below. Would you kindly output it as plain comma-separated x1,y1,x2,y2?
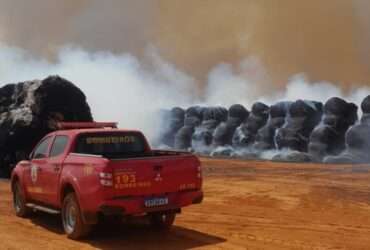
144,197,169,208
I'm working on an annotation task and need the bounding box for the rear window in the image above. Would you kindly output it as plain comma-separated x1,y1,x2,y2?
74,132,147,158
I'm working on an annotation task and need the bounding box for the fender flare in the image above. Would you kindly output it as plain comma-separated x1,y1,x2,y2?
10,165,27,196
59,176,98,225
59,176,82,205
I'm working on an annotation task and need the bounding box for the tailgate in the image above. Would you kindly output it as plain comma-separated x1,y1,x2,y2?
108,155,201,197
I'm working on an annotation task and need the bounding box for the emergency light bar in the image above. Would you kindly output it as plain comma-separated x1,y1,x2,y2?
56,122,118,129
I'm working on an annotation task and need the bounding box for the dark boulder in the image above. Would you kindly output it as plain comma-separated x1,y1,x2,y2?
174,106,204,150
192,107,228,152
212,104,249,147
254,101,292,150
275,100,323,152
308,97,358,162
0,76,93,177
158,107,184,147
232,102,269,147
325,95,370,164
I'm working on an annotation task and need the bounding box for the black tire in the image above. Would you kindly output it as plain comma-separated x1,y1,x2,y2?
13,181,31,218
150,212,176,230
62,193,91,240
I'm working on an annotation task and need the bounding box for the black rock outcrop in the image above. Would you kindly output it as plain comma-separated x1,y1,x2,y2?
0,76,93,177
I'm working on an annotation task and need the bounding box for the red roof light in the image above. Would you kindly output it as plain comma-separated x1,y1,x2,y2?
56,122,118,130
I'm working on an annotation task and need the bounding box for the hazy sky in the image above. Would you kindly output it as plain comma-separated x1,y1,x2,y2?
0,0,370,89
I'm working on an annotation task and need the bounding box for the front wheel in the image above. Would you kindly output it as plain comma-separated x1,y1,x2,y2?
13,181,31,217
62,193,91,240
149,212,176,230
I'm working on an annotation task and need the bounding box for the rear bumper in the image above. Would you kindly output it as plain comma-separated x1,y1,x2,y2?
102,190,203,215
83,190,203,224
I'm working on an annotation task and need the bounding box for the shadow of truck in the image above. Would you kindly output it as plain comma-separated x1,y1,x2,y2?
30,212,226,250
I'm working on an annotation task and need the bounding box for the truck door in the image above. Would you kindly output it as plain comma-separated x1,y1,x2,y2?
27,136,53,202
40,135,70,206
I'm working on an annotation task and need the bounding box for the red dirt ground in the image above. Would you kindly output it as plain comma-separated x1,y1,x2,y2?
1,158,370,249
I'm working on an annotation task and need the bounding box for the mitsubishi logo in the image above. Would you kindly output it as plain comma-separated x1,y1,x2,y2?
153,165,163,182
154,173,163,182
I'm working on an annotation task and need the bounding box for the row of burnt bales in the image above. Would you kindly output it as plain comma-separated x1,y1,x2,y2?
159,95,370,164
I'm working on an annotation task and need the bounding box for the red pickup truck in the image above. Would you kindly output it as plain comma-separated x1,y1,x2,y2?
11,122,203,239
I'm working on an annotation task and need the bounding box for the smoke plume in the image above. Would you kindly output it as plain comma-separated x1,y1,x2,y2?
1,0,370,86
0,1,369,143
0,45,369,144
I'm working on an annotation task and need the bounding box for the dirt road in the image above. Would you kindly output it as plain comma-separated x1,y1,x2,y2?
2,158,370,249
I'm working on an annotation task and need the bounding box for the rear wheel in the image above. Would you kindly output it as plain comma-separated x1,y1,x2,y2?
62,193,91,239
150,212,176,230
13,181,31,217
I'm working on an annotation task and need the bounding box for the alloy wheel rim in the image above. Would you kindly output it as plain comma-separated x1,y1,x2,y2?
14,185,22,213
64,201,77,234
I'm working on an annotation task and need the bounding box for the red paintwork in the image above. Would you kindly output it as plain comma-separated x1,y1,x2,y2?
56,122,118,129
11,128,203,223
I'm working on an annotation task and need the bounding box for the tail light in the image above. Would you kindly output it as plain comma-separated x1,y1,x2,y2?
99,172,113,187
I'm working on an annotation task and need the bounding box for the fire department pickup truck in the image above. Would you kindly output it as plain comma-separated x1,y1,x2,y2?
11,122,203,239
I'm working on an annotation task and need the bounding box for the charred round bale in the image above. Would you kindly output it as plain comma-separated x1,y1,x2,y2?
174,106,204,150
362,95,370,113
0,76,93,178
213,104,249,147
232,102,269,147
192,107,228,152
254,101,292,150
308,97,358,162
159,107,185,147
275,100,323,152
325,95,370,164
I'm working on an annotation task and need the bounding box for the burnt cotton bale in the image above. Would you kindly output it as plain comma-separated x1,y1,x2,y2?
325,95,370,164
254,101,292,150
192,107,228,152
308,97,358,162
174,106,204,150
232,102,269,147
159,107,184,147
275,100,323,152
213,104,249,147
0,76,93,178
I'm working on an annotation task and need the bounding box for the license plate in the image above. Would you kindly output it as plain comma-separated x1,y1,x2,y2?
144,197,169,208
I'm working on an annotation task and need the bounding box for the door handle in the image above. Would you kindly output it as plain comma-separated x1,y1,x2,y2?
52,164,61,172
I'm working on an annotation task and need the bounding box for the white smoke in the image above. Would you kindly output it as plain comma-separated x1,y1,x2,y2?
203,57,270,107
0,44,198,142
258,74,370,109
0,44,369,145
